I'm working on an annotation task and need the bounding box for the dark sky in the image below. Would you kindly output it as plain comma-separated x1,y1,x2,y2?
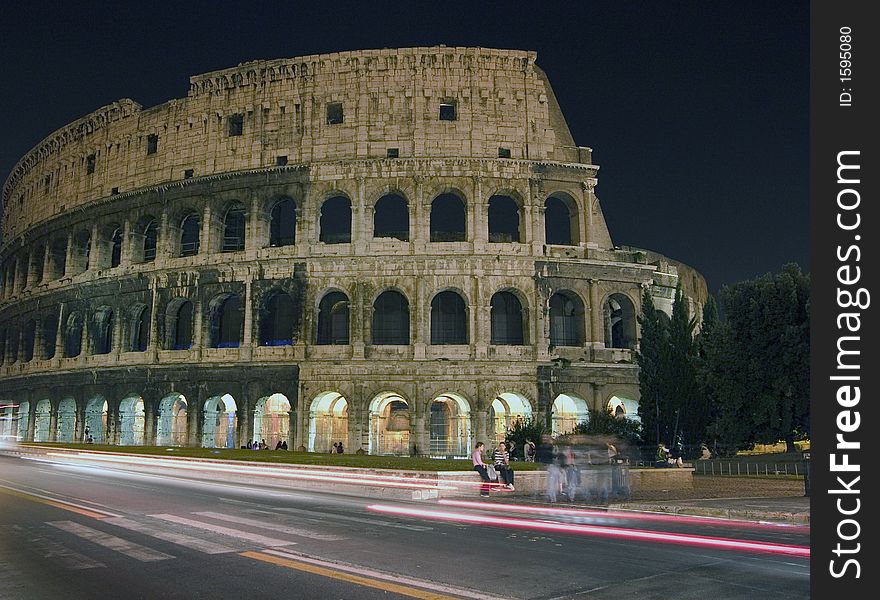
0,2,808,295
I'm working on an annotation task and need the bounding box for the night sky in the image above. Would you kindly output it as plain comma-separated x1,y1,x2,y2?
0,2,808,295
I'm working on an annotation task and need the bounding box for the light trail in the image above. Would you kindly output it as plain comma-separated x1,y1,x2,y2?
367,504,810,558
437,499,810,532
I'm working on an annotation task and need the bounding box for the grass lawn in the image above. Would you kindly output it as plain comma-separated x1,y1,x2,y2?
25,443,544,472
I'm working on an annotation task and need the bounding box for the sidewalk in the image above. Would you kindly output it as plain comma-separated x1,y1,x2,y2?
611,495,809,524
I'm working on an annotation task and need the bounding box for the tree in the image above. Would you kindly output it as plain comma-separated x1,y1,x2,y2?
635,288,667,448
573,408,641,445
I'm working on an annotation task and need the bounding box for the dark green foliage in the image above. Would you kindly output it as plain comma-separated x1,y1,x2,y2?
573,408,641,445
635,289,666,447
504,417,548,453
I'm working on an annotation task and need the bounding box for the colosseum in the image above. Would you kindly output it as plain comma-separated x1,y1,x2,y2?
0,46,706,456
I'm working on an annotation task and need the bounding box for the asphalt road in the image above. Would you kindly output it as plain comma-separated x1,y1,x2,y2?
0,454,809,600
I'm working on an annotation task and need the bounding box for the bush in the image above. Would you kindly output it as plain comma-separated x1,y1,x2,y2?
573,408,642,445
504,418,548,458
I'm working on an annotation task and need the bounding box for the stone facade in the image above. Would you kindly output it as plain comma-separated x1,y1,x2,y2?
0,47,706,455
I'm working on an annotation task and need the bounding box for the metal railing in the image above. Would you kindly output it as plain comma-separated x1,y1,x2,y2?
694,461,804,478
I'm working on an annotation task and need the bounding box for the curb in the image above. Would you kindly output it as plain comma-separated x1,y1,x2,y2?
608,501,810,525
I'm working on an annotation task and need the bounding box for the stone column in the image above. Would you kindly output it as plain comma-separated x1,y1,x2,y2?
41,243,51,284
158,209,172,261
412,177,426,252
581,180,596,248
89,222,100,269
192,297,204,360
143,397,158,446
589,279,604,348
529,178,546,255
201,203,213,255
112,305,124,357
121,219,133,266
48,403,59,442
241,275,253,360
54,303,66,363
186,390,201,447
472,407,488,447
108,402,120,445
26,399,36,442
247,196,261,259
33,321,44,362
148,283,160,361
74,397,85,442
64,230,75,276
472,177,487,245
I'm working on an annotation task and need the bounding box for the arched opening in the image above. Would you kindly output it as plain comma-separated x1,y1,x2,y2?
252,393,291,449
31,245,46,284
316,291,349,345
42,314,58,359
157,394,188,446
63,313,83,358
33,399,52,442
49,237,67,279
430,290,468,345
319,196,352,244
209,294,243,348
16,401,30,441
373,194,409,241
118,396,145,445
260,290,295,346
430,193,466,242
1,403,17,441
551,393,589,436
368,392,410,455
607,395,641,423
7,326,19,362
84,397,108,443
17,255,29,289
429,393,471,457
73,229,91,274
269,198,297,247
129,304,150,352
222,203,246,252
489,393,533,444
308,392,349,453
201,394,237,448
371,290,409,345
138,217,159,262
544,194,579,246
606,293,638,349
92,306,114,355
22,319,37,362
108,226,123,268
179,213,201,256
166,299,193,350
488,195,521,243
490,291,525,345
549,291,585,347
56,398,77,443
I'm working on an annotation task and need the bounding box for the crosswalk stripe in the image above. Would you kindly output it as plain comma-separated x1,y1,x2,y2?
104,517,238,554
276,506,434,531
149,514,297,547
28,530,106,569
193,511,346,541
47,521,173,562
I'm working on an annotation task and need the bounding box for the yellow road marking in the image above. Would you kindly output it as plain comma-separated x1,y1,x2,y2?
0,486,108,519
240,551,458,600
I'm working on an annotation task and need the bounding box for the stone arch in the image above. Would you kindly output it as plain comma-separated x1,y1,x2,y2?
208,293,243,348
549,290,586,347
91,305,114,355
544,192,580,246
551,393,590,436
371,289,410,345
127,303,150,352
72,229,91,274
430,191,467,242
118,395,145,445
16,400,30,441
490,290,526,345
259,288,296,346
316,290,350,345
221,201,246,252
156,393,188,446
252,393,291,449
368,391,410,455
48,236,68,279
84,396,108,443
489,392,534,444
63,312,84,358
319,195,352,244
428,392,471,457
605,292,638,349
373,193,409,241
269,197,297,247
31,243,46,284
1,402,17,441
55,397,77,443
165,297,194,350
430,289,468,345
42,312,59,360
178,211,201,257
201,394,237,448
21,318,37,362
33,398,52,442
99,223,124,269
487,193,523,243
308,391,350,453
134,215,159,263
606,393,641,423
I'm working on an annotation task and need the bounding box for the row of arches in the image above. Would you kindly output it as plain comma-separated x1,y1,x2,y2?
0,289,638,364
3,391,640,456
1,189,586,297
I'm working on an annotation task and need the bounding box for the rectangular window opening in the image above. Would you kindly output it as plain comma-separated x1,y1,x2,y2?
184,169,194,179
86,154,96,174
276,155,288,166
146,134,158,155
498,147,511,159
439,99,457,121
386,148,399,159
326,102,344,125
228,113,244,136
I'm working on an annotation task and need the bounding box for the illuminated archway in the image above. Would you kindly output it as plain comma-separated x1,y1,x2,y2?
16,401,30,441
607,395,641,423
489,393,533,444
551,393,589,436
33,399,52,442
84,397,108,443
428,393,471,457
157,393,188,446
308,392,349,453
202,394,237,448
368,392,410,455
253,393,291,449
56,398,76,443
118,396,145,445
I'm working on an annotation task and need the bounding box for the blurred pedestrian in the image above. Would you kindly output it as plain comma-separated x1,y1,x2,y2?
525,439,536,462
472,442,491,497
536,436,560,502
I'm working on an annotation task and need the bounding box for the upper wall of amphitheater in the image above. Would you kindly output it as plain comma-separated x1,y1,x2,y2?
2,47,591,241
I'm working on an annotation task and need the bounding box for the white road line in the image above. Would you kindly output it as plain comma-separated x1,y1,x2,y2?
104,517,238,554
276,506,434,531
47,521,173,562
0,480,121,518
149,514,297,547
28,531,106,570
193,511,346,541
